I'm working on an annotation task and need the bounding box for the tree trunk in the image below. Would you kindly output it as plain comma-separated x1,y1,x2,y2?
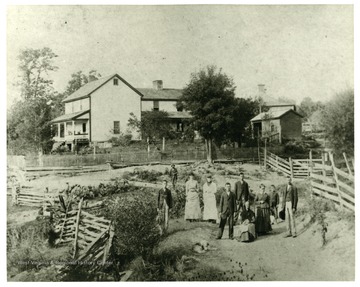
205,138,213,164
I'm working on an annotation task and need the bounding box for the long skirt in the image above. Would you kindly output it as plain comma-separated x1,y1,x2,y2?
184,191,202,220
255,207,272,234
203,194,218,220
157,200,169,233
235,223,256,242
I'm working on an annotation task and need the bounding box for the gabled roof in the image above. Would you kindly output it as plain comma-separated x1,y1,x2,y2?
251,109,303,122
50,110,89,123
137,88,182,100
62,74,143,103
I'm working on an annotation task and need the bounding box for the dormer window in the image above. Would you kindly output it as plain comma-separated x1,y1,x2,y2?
113,78,119,86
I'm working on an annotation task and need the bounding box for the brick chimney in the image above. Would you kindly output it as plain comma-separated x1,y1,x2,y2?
153,80,163,90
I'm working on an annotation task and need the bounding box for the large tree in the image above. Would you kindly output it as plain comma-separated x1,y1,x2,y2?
64,70,102,95
225,97,259,146
7,47,59,154
128,110,172,141
179,66,236,163
320,89,354,156
299,97,324,119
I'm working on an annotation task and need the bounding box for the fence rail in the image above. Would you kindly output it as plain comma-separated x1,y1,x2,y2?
9,147,270,168
310,152,354,211
263,148,355,212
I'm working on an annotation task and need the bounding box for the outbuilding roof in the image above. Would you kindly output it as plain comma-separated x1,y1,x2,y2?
250,109,303,122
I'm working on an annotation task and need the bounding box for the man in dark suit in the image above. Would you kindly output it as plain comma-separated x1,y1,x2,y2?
157,180,173,233
282,176,298,238
217,182,237,240
234,172,250,222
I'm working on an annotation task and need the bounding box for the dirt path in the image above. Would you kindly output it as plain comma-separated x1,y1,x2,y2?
162,213,354,281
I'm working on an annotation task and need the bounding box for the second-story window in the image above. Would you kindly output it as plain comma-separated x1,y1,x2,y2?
153,101,159,111
113,78,119,86
80,100,83,111
113,121,120,134
82,123,86,133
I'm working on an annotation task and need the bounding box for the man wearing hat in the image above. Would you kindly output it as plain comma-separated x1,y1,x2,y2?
157,180,173,234
282,176,298,238
169,164,178,189
234,172,250,222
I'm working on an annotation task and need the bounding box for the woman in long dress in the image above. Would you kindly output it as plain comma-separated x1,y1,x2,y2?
184,173,202,222
254,184,272,235
235,201,256,242
202,174,218,223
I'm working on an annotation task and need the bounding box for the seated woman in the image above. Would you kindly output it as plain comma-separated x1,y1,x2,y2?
235,201,256,242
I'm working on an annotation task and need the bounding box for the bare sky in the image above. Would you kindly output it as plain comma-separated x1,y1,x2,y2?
7,5,354,107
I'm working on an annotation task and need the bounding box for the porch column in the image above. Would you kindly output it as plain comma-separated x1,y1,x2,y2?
88,119,90,142
64,122,67,139
58,123,61,139
72,121,75,152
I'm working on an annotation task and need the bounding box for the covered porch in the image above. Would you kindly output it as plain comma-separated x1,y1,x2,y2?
50,110,90,152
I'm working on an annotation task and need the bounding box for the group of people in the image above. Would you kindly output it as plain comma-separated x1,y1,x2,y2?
157,164,298,242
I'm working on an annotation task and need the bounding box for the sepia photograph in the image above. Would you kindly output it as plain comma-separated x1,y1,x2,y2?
4,1,355,282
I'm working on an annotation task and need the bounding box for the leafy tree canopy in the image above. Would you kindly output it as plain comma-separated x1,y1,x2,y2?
178,65,237,161
8,47,59,154
128,110,171,141
320,89,354,156
64,70,102,95
299,97,324,119
180,65,236,142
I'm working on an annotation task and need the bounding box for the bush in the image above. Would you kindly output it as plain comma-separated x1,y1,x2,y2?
108,132,132,147
130,169,163,182
170,187,186,218
103,191,161,259
7,218,71,280
130,245,193,281
77,145,94,155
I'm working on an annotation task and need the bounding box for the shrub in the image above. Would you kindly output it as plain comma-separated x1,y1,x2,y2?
170,187,186,219
130,169,163,182
108,132,132,147
7,218,71,279
103,191,161,259
130,245,193,281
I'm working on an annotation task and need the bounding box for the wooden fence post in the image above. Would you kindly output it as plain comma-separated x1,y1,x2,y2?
309,149,313,174
264,139,267,169
343,152,352,176
329,153,343,209
11,178,18,206
257,130,261,167
321,152,327,180
103,223,114,265
276,156,279,171
289,157,294,178
73,198,84,259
